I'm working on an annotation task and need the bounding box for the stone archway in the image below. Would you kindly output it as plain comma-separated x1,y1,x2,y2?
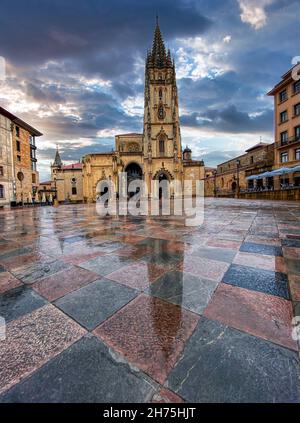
153,169,173,199
125,162,143,198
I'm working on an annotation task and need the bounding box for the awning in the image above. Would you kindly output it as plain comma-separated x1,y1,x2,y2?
246,166,300,181
246,172,273,180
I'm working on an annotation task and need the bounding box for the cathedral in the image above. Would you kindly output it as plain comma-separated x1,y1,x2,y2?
82,20,205,202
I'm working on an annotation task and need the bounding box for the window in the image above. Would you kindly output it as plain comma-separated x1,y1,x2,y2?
250,156,254,164
15,126,20,137
32,174,36,184
159,88,163,101
159,138,165,154
295,103,300,117
280,131,288,145
281,152,288,163
294,80,300,94
72,187,77,195
280,110,288,123
295,148,300,160
30,148,36,159
0,166,3,176
295,126,300,140
17,155,21,162
279,89,287,102
0,185,4,198
16,140,21,152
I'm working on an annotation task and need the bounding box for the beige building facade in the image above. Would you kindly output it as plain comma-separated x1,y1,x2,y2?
82,22,205,202
0,106,42,207
0,112,14,208
44,148,84,203
268,65,300,188
205,143,274,197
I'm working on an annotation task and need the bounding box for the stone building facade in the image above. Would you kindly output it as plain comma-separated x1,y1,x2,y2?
82,21,204,202
268,65,300,188
0,106,42,207
205,143,274,197
47,148,84,203
0,112,14,208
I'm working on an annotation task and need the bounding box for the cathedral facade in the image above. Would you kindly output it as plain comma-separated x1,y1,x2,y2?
82,21,204,202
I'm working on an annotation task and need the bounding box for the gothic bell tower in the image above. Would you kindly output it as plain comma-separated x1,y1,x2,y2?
143,18,182,162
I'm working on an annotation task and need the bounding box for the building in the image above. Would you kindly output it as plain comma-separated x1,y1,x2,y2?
82,21,205,202
204,167,216,197
205,142,274,197
48,148,83,203
0,111,14,209
0,106,42,207
267,65,300,188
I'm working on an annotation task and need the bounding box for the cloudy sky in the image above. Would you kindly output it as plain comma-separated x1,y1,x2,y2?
0,0,299,181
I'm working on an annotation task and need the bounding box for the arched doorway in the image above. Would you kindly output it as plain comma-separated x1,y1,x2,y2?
153,170,172,199
231,181,237,192
125,163,143,198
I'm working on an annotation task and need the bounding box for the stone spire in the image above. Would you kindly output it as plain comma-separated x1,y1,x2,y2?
150,16,167,68
53,145,62,167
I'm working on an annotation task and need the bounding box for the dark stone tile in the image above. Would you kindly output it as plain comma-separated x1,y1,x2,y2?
61,235,86,244
79,255,133,276
285,259,300,276
11,258,72,285
0,335,156,403
191,247,236,263
0,247,32,261
223,264,289,299
0,286,47,322
167,318,300,403
282,239,300,248
147,271,218,315
90,240,125,253
240,242,282,257
55,279,137,330
143,251,183,269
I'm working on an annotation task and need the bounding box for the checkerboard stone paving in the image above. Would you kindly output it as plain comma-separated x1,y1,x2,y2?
0,198,300,403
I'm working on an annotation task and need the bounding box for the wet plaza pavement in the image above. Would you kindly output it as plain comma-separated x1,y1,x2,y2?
0,198,300,403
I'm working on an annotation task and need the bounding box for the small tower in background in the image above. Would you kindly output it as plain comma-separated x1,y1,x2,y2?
183,146,192,161
51,145,63,178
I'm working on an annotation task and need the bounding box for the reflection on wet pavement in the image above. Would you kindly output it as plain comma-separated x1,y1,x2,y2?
0,198,300,402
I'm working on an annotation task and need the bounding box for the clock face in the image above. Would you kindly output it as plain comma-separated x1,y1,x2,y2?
158,105,165,120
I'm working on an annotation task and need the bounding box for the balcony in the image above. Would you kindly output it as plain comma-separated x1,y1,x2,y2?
276,135,300,148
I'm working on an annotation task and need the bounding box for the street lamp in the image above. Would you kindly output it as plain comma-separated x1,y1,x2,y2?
236,159,241,198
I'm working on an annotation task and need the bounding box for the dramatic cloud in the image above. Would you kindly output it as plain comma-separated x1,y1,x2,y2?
238,0,275,29
0,0,298,180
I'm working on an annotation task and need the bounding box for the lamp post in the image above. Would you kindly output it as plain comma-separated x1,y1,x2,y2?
236,159,240,198
213,171,217,198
